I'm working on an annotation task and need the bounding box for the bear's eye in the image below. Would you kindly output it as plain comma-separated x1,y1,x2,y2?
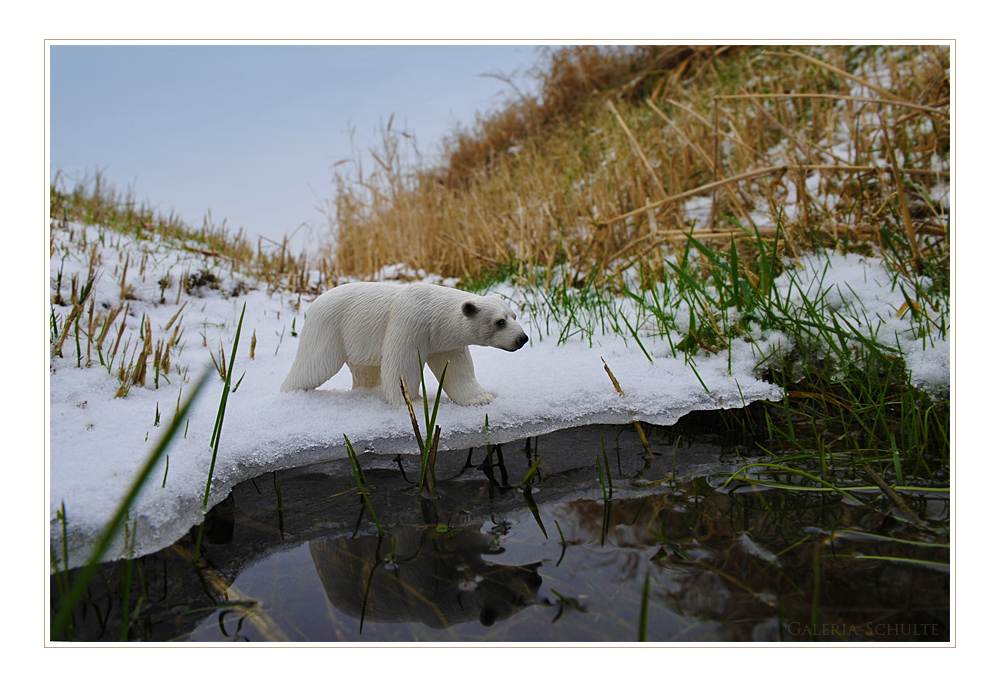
496,319,506,328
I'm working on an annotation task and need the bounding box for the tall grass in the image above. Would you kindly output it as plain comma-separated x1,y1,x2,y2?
324,46,948,286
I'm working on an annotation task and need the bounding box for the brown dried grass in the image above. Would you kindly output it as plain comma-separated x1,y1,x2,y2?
325,45,950,285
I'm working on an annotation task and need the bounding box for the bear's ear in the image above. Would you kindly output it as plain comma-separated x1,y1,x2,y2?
462,301,479,317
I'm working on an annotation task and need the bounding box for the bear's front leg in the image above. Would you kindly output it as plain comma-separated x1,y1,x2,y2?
426,348,494,406
380,348,423,407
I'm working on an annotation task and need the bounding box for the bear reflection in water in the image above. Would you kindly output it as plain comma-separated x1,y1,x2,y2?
310,524,542,629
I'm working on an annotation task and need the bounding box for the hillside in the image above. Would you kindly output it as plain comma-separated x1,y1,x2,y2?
326,45,949,285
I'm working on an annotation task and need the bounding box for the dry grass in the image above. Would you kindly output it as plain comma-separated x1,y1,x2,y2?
440,46,726,189
51,172,324,295
325,45,950,286
49,172,322,398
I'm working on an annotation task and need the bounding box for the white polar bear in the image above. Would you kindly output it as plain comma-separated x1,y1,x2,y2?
280,282,528,407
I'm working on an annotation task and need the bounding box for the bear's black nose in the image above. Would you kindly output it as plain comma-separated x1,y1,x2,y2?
515,333,528,349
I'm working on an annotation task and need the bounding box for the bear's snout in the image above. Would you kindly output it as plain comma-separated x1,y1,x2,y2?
510,333,529,351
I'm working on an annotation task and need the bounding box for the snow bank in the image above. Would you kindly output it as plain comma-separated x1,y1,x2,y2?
47,224,948,568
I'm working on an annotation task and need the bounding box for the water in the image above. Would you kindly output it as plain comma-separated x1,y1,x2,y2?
51,417,950,642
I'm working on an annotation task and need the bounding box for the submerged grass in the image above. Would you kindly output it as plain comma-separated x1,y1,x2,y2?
344,434,383,536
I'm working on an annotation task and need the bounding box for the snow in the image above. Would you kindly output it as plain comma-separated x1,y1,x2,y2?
48,218,949,569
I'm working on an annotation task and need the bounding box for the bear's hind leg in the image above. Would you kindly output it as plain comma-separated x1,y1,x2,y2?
280,335,346,392
426,348,493,406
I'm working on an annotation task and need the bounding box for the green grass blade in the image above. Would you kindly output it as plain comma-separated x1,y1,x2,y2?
204,303,246,507
638,573,651,642
345,434,383,535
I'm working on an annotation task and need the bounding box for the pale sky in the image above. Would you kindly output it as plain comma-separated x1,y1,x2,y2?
49,44,540,249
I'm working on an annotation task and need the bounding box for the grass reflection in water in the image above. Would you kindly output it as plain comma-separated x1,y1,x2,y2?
52,420,949,643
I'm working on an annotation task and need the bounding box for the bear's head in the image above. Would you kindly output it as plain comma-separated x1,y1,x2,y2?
461,295,529,352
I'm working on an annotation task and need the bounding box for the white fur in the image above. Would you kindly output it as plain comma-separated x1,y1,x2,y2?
280,282,528,406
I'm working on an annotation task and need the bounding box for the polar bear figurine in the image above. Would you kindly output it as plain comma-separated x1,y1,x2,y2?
280,282,528,406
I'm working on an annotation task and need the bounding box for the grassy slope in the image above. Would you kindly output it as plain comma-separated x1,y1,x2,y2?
328,46,949,283
323,45,951,482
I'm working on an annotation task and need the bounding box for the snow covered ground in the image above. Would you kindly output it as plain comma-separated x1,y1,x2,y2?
47,220,950,568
